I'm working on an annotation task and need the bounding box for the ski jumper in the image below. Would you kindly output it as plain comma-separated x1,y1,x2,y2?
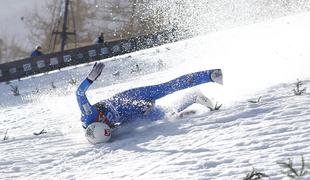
76,69,220,128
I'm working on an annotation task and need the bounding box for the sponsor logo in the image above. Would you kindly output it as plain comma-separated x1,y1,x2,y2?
86,125,95,139
63,55,72,63
50,57,59,65
106,112,113,122
104,129,111,136
100,47,109,55
82,103,92,115
88,50,97,57
23,63,32,71
37,60,46,68
9,68,17,74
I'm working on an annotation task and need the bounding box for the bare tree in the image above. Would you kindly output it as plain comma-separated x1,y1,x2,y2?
22,0,177,50
24,0,93,53
87,0,171,40
88,0,137,39
0,37,28,64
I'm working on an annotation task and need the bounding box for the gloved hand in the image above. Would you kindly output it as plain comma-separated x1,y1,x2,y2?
87,62,105,82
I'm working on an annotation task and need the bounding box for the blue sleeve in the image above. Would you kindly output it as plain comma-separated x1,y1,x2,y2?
76,79,98,128
30,51,37,57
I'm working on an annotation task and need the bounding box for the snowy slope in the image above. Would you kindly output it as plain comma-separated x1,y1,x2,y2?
1,12,310,179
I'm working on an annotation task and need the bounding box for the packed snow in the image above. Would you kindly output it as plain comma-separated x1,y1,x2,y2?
1,12,310,179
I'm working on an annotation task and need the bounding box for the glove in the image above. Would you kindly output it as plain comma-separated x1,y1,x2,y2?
87,62,105,82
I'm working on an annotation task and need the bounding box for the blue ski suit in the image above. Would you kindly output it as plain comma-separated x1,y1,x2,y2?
76,69,220,129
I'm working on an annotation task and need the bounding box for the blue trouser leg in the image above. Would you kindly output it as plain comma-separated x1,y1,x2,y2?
116,69,215,101
109,69,216,119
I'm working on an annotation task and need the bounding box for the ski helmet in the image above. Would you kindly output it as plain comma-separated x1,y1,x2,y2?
85,122,111,144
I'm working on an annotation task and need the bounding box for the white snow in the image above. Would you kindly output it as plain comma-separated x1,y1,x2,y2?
1,12,310,179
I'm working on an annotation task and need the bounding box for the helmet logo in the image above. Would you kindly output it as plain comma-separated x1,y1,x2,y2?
104,129,111,136
83,103,92,115
86,126,95,139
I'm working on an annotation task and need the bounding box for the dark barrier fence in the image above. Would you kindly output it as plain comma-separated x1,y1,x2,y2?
0,30,176,82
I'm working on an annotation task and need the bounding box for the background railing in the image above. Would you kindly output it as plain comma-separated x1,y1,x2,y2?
0,30,176,83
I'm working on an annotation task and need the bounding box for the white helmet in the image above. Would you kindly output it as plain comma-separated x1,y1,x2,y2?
85,122,111,144
35,45,42,50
